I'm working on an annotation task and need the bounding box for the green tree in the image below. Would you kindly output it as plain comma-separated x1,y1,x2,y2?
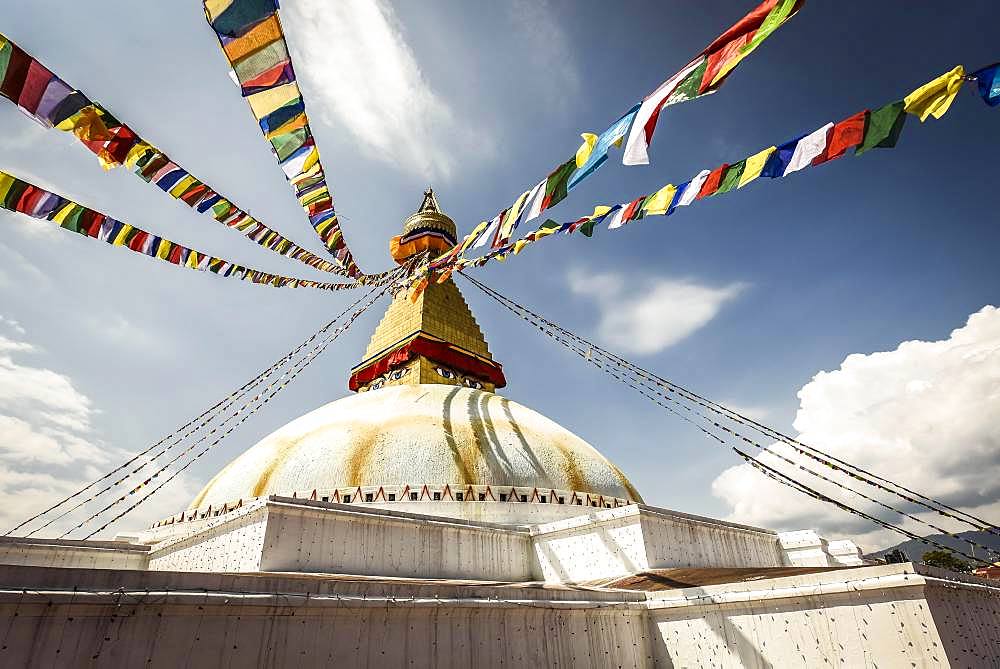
921,550,973,573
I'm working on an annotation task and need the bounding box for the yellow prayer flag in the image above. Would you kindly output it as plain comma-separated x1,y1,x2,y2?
533,224,560,240
575,133,598,168
56,106,111,142
642,184,677,216
738,146,776,188
460,221,489,253
124,142,155,170
169,175,198,198
156,241,172,260
498,190,530,241
0,172,14,196
590,205,612,220
512,239,530,255
50,203,77,225
203,0,235,21
300,147,321,173
904,65,965,122
112,224,133,246
247,82,300,119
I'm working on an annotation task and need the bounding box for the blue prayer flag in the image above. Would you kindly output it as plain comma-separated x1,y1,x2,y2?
973,64,1000,107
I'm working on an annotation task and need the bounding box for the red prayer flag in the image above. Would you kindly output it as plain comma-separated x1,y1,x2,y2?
701,34,754,94
622,197,645,223
85,213,106,238
128,231,149,252
14,186,43,214
698,163,730,199
0,44,31,101
17,60,54,113
813,110,868,165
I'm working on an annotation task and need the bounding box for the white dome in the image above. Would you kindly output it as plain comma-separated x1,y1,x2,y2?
190,384,641,511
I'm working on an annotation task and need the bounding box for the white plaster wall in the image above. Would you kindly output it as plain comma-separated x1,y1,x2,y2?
777,529,836,567
531,509,648,583
367,500,595,526
530,506,787,584
644,564,1000,668
0,567,652,668
0,538,149,570
923,568,1000,664
259,501,534,581
638,506,787,569
148,504,267,573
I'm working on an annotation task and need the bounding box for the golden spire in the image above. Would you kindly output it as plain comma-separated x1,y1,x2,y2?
349,193,505,393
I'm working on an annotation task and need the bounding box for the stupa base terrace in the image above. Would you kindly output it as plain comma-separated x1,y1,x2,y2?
2,497,999,667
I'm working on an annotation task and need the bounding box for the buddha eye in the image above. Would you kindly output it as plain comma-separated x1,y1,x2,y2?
463,377,483,389
389,368,408,380
370,378,384,390
435,367,456,379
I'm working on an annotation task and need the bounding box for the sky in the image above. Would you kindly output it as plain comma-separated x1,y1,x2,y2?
0,1,997,551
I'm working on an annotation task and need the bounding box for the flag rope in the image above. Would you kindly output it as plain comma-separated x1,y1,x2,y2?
7,283,390,537
463,274,998,565
72,282,390,539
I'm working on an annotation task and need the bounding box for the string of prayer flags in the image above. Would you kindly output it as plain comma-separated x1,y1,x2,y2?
440,0,807,265
431,62,994,278
0,32,357,278
623,0,805,166
0,171,382,292
203,1,363,278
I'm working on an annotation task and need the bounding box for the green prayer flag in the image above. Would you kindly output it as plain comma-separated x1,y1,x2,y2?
271,128,308,162
744,0,799,53
543,158,576,210
59,205,86,233
2,179,27,210
715,160,747,195
0,38,12,86
856,101,906,156
667,57,708,105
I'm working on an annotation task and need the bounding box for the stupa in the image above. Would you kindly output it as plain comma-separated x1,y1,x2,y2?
0,195,997,667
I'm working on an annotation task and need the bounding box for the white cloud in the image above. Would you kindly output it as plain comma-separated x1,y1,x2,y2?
712,306,1000,552
0,327,194,537
568,269,745,355
506,0,580,104
0,315,26,335
282,0,492,181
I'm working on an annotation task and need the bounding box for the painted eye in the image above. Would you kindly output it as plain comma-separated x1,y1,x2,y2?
435,367,456,379
463,378,483,389
389,368,408,380
370,378,384,390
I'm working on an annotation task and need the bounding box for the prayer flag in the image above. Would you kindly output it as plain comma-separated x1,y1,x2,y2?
575,133,598,168
678,170,711,207
813,110,867,165
205,0,279,38
569,104,640,187
715,160,746,194
972,63,1000,107
738,146,775,187
623,57,705,166
761,134,805,177
623,0,804,165
855,101,905,155
904,65,965,122
698,164,730,198
473,214,501,249
641,184,677,216
783,122,833,175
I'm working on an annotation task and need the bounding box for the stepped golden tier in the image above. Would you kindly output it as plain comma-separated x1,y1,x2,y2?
184,191,640,525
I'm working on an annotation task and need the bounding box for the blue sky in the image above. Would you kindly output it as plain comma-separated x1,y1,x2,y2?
0,1,997,547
